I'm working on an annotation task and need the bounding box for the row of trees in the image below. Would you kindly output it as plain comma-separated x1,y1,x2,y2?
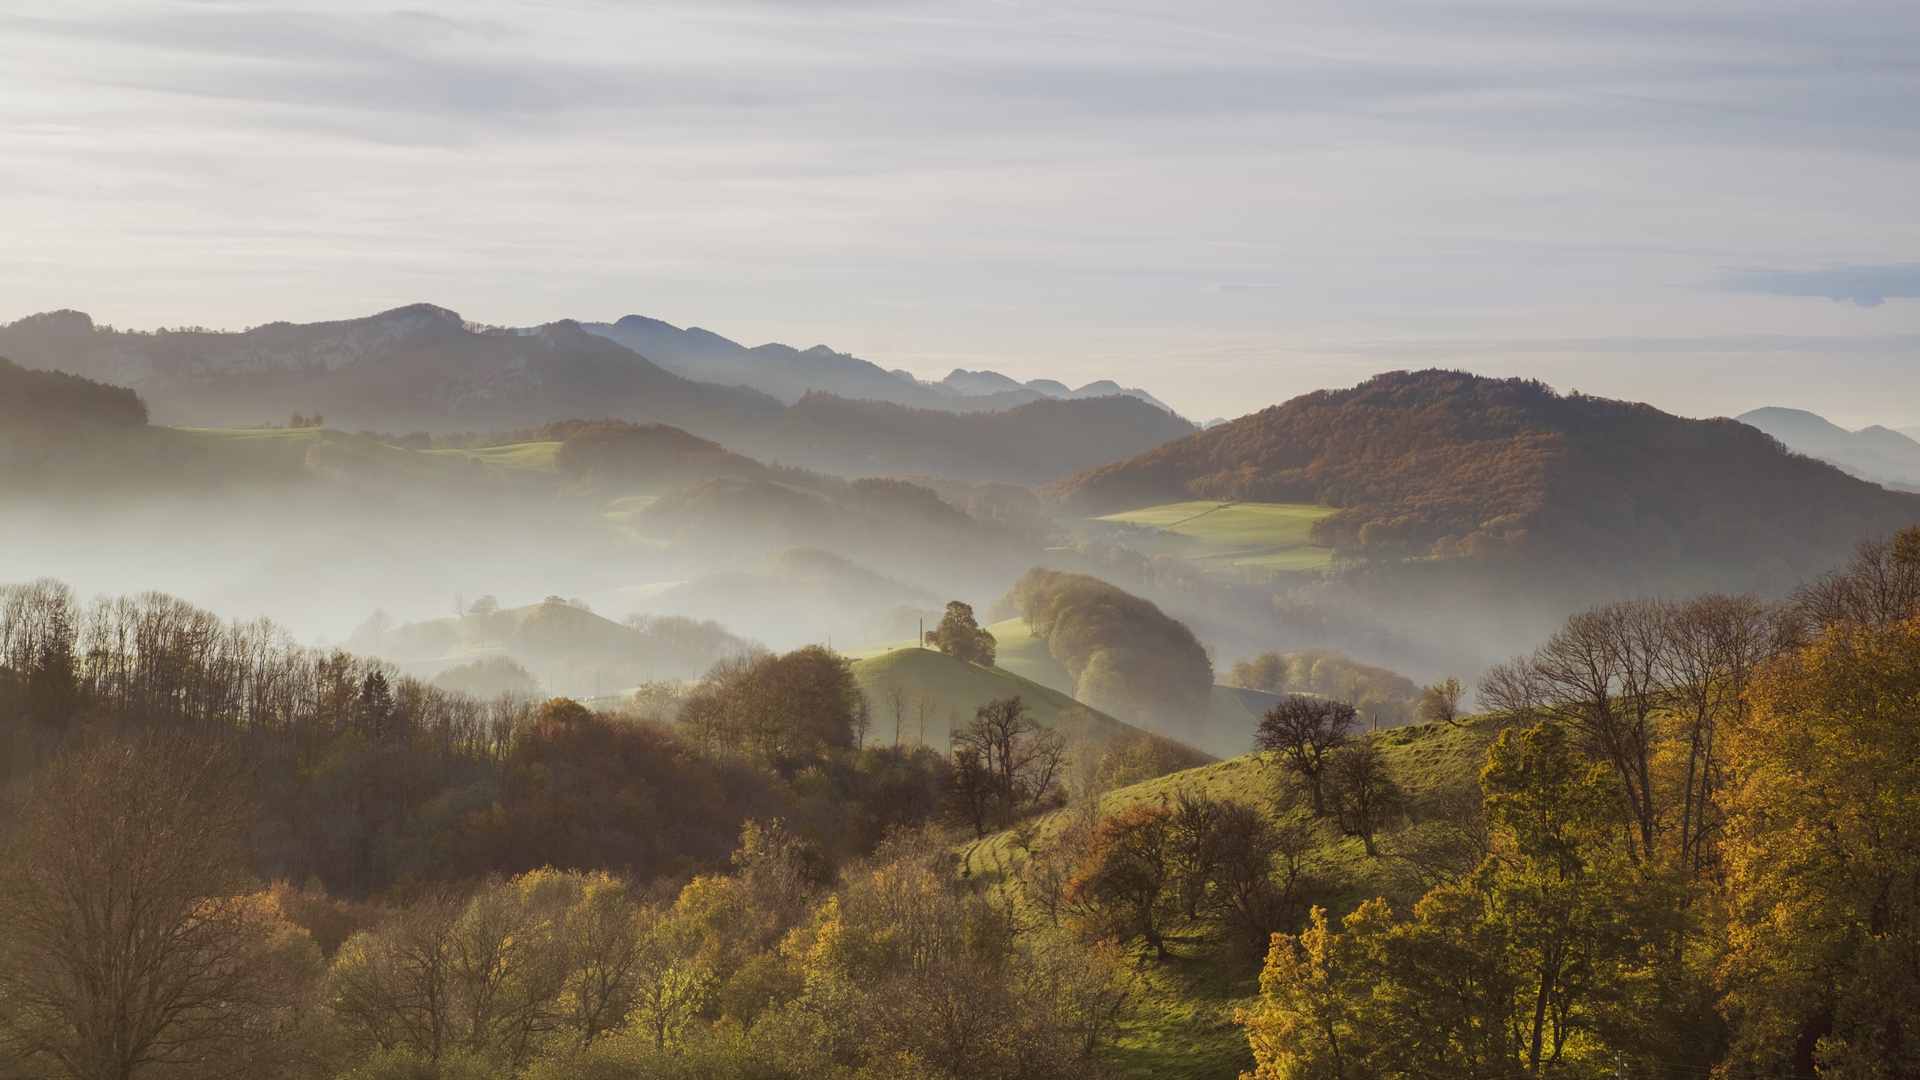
0,580,957,895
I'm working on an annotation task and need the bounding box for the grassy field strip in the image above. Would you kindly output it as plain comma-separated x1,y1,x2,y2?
1079,500,1336,573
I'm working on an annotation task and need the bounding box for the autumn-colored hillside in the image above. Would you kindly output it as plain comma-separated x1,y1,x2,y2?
1040,369,1920,573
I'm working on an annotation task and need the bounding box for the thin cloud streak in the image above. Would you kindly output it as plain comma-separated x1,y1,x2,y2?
0,0,1916,425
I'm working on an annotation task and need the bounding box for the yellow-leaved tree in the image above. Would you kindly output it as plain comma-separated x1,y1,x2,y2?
1720,615,1920,1078
1239,722,1662,1080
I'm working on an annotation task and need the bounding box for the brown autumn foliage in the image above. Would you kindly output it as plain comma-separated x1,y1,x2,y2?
1040,369,1920,570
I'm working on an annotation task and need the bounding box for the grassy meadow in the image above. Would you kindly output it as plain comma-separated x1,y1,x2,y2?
1072,500,1336,573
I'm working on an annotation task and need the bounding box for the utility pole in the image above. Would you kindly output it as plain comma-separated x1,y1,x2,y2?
919,617,924,648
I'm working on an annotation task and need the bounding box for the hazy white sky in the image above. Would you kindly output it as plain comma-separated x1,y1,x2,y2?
3,0,1918,426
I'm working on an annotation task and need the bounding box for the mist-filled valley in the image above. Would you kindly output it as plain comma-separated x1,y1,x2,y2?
5,303,1920,1080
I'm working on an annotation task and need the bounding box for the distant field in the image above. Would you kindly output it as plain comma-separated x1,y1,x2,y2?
435,441,560,472
1072,500,1335,572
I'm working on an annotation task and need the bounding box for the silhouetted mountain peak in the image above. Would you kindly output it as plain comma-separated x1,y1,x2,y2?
1738,405,1920,490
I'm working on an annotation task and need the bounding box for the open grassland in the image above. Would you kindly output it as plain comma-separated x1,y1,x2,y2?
1072,500,1336,573
962,715,1504,1080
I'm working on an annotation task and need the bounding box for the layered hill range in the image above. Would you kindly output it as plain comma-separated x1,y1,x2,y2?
0,306,1193,486
1045,369,1920,584
1737,407,1920,492
583,314,1170,412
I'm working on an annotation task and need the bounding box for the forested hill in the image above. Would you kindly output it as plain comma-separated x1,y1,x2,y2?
723,392,1198,486
0,355,146,427
1040,369,1920,575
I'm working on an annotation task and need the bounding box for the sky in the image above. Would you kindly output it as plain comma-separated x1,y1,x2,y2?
2,0,1918,428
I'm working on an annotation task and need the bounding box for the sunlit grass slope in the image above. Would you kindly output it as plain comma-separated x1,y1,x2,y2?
962,714,1503,1080
848,646,1141,749
850,619,1282,759
1071,500,1336,572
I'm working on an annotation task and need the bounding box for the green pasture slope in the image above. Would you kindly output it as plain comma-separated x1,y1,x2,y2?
1071,500,1336,573
862,618,1281,759
847,646,1145,749
962,714,1503,1080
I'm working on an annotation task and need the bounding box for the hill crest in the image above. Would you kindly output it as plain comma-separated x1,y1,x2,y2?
1040,368,1920,576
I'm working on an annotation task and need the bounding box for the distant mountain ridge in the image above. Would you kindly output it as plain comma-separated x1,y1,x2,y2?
0,305,1192,485
0,306,779,433
582,314,1173,413
1736,406,1920,492
1042,369,1920,580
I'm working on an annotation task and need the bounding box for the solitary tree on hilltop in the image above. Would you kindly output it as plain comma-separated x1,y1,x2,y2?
926,601,997,666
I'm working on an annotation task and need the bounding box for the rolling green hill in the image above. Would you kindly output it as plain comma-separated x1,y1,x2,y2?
1071,500,1335,573
852,618,1282,759
960,714,1502,1080
849,646,1145,749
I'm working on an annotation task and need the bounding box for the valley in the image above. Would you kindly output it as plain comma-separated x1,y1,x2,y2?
3,326,1918,1080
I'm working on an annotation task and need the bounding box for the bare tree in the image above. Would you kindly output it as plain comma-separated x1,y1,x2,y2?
915,689,938,746
1790,526,1920,635
0,732,314,1079
1658,593,1783,876
1254,696,1358,815
885,684,912,747
950,697,1066,833
1416,676,1465,726
1478,600,1668,860
1326,741,1406,857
